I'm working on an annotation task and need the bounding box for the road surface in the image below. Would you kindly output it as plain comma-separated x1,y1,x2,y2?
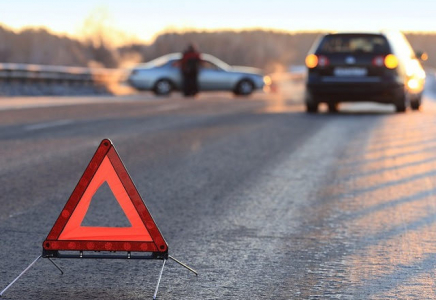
1,84,436,299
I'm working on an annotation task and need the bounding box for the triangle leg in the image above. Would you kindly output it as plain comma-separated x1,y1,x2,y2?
168,255,198,276
0,255,41,297
153,259,166,300
47,258,64,275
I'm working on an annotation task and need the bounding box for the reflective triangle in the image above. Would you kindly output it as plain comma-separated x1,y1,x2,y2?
43,139,167,253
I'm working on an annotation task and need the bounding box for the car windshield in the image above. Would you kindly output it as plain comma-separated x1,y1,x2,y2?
201,54,231,71
142,53,182,68
317,34,390,54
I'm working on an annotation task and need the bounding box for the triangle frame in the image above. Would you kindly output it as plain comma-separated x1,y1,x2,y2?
43,139,168,254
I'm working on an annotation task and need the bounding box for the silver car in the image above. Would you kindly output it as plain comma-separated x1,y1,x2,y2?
127,53,268,96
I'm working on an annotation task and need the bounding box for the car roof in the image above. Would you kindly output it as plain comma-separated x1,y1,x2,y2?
133,53,182,69
323,30,404,37
325,31,385,36
160,53,182,60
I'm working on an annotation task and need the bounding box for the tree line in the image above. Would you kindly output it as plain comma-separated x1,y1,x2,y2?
0,25,435,72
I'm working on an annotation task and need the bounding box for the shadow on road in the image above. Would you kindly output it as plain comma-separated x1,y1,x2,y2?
288,109,436,298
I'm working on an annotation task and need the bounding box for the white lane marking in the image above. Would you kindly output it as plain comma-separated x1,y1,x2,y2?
24,119,74,131
153,103,184,112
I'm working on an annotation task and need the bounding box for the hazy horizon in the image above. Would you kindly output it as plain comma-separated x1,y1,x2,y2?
1,0,436,44
1,22,436,47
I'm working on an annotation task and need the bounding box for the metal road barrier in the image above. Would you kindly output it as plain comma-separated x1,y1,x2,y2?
0,63,127,85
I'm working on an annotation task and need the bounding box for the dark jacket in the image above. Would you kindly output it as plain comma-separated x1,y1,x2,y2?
181,50,201,75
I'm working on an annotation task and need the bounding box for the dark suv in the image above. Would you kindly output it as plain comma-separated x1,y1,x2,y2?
305,31,426,113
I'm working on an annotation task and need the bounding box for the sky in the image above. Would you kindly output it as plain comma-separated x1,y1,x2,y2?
0,0,435,43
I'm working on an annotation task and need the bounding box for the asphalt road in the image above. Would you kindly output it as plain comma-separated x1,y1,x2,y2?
1,85,436,299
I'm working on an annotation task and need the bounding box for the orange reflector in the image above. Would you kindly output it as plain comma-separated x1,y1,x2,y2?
384,54,399,69
305,54,318,68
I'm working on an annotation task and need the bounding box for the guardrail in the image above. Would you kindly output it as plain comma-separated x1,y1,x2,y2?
0,63,127,85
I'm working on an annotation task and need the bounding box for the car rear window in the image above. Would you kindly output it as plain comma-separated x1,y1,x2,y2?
317,34,390,54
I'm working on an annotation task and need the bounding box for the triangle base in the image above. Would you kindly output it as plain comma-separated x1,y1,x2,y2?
42,249,168,260
43,239,165,253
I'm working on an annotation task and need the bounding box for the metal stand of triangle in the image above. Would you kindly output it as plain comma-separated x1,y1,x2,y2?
0,254,197,299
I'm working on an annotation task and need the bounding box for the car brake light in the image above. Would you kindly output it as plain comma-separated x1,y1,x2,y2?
372,56,385,67
384,54,399,69
318,55,329,67
305,54,318,68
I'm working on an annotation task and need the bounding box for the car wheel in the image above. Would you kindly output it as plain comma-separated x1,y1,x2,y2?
153,79,172,96
305,93,319,113
395,93,406,113
306,102,319,113
234,80,254,96
328,102,339,113
410,96,421,110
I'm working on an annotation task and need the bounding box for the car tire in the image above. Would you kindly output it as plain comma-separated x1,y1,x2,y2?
328,102,339,113
394,93,406,113
153,79,173,96
234,80,254,96
305,92,318,113
306,102,319,113
410,96,421,110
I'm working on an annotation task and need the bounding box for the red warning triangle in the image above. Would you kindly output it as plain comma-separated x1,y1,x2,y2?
43,139,167,253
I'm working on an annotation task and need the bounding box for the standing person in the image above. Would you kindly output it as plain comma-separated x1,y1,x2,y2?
180,43,201,96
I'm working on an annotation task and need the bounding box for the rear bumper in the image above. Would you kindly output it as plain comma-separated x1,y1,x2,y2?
306,77,404,104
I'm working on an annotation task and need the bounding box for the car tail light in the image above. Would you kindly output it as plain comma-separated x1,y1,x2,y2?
384,54,399,69
318,55,329,67
372,54,399,69
263,75,272,86
305,54,329,68
305,54,318,68
372,55,385,67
